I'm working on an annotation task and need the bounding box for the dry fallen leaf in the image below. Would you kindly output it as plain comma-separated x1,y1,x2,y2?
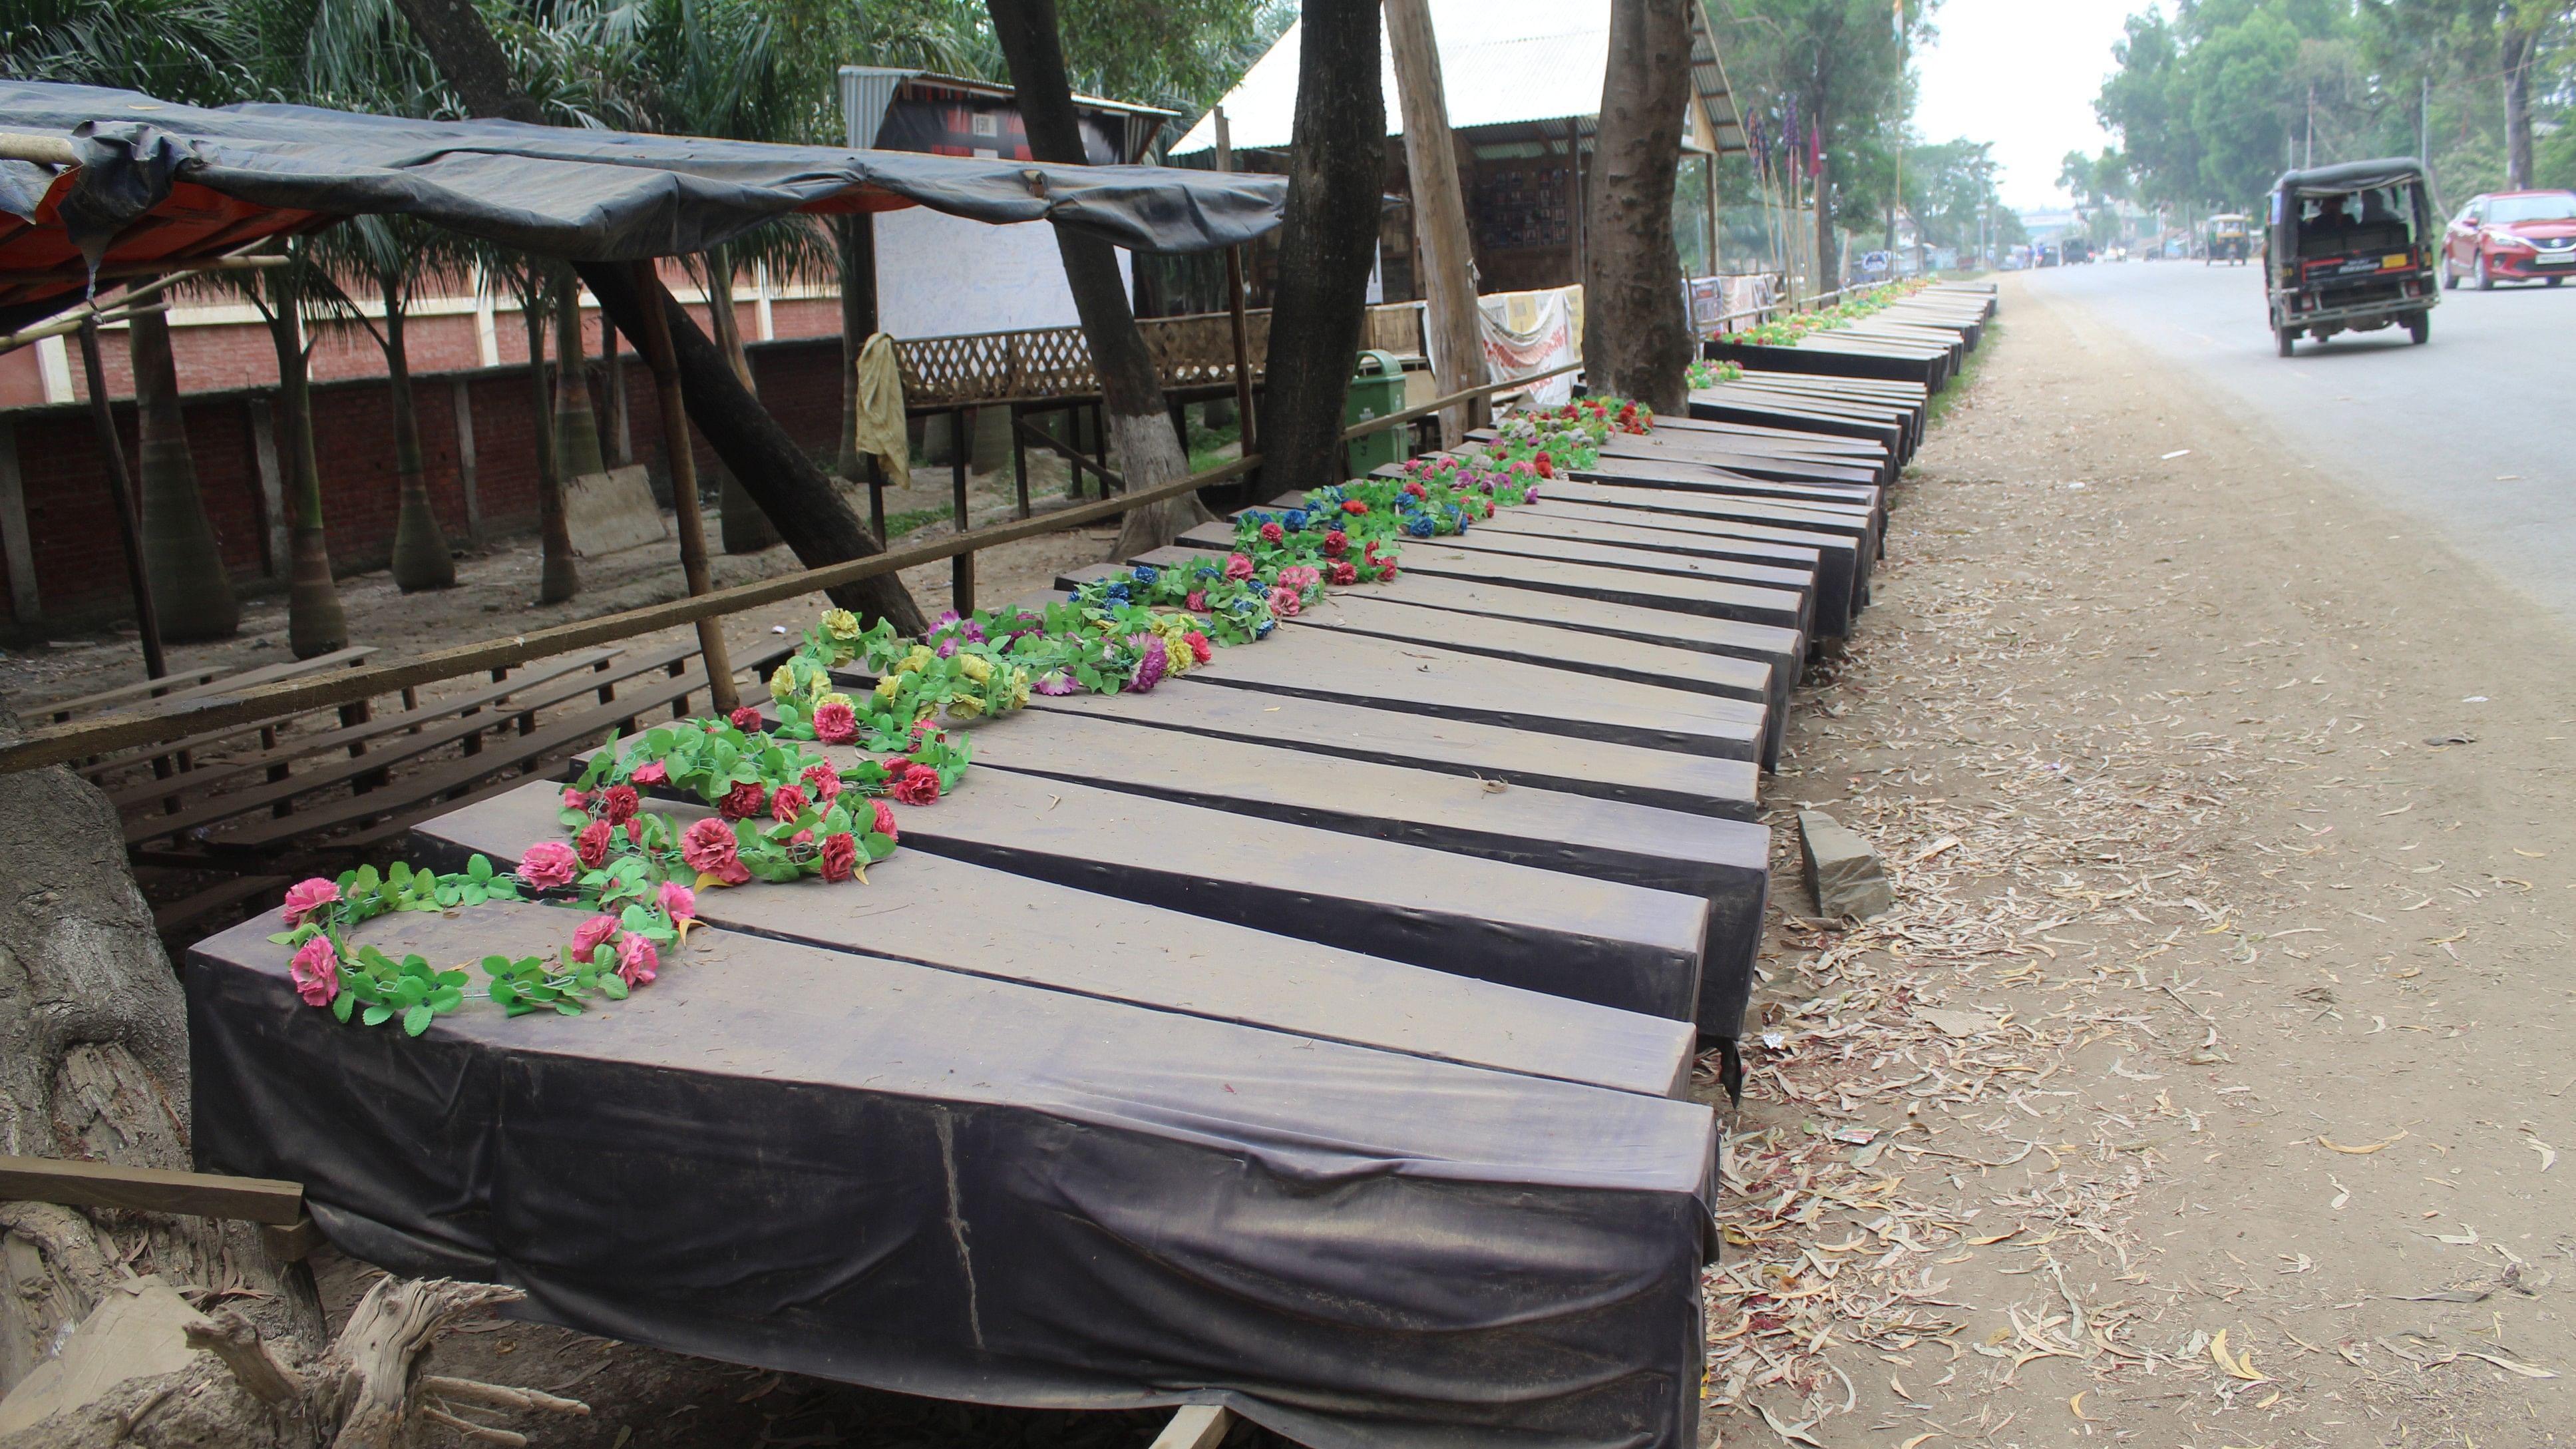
2319,1130,2408,1155
2528,1138,2558,1171
2211,1328,2268,1382
2459,1350,2559,1379
2069,1391,2096,1421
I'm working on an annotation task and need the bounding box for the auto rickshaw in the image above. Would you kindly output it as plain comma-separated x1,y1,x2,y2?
2205,214,2252,264
2265,158,2438,357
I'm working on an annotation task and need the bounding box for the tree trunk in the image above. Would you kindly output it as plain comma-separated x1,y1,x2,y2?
127,309,238,641
266,272,346,660
387,0,926,635
2502,25,2534,191
524,279,580,605
385,300,456,592
834,214,876,485
552,268,606,480
986,0,1209,560
1384,0,1482,447
1582,0,1694,413
1258,0,1388,494
703,254,782,554
0,715,327,1410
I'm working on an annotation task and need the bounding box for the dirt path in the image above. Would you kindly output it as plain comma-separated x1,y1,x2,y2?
1703,275,2576,1448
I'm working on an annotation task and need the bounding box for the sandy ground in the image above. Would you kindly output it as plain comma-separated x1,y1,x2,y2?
1700,274,2576,1448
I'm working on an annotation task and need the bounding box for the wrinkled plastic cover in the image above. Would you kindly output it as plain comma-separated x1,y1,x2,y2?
0,80,1286,267
187,903,1717,1449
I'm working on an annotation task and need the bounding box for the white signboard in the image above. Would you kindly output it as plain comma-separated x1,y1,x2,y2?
872,208,1132,339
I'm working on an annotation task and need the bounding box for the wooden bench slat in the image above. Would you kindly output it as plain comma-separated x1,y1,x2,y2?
0,1153,302,1225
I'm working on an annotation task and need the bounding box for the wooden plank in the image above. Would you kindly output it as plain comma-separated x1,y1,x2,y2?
1149,1406,1231,1449
0,1153,302,1225
1029,673,1761,821
1506,497,1864,625
47,646,377,731
418,779,1700,1096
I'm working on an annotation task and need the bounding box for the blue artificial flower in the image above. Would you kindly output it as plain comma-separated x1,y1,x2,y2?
1406,514,1436,537
1195,563,1220,580
1284,509,1310,533
1131,565,1160,587
1104,581,1132,603
1254,618,1276,639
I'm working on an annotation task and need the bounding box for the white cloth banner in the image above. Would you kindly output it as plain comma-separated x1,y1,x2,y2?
1474,284,1581,407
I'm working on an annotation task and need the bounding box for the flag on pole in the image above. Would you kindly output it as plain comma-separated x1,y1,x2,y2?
1894,0,1905,41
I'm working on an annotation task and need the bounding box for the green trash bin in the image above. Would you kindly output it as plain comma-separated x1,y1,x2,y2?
1343,350,1411,478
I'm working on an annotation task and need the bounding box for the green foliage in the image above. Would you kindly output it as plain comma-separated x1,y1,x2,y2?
1712,0,1927,233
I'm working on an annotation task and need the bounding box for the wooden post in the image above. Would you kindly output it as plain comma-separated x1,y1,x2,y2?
1215,106,1257,451
1385,0,1486,447
950,407,973,615
1010,402,1031,520
866,452,886,540
77,319,166,682
624,262,738,714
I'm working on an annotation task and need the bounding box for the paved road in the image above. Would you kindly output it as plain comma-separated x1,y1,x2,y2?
2019,258,2576,618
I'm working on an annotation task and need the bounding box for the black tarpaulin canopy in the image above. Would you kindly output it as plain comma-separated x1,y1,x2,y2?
0,80,1288,321
2273,157,2428,198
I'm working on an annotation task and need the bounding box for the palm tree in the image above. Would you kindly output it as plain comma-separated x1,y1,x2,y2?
309,214,467,592
246,244,351,658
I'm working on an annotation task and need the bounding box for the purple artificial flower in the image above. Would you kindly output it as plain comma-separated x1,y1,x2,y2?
1034,671,1079,696
1128,636,1169,694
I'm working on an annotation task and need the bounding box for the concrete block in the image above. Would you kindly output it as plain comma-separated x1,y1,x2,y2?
565,463,668,557
1798,809,1894,920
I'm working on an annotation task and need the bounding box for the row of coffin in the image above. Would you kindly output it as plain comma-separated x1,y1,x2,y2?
185,281,1996,1449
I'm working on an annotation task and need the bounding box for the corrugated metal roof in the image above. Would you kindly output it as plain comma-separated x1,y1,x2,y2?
1173,0,1743,156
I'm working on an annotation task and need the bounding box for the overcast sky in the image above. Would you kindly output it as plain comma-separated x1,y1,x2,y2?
1911,0,2150,212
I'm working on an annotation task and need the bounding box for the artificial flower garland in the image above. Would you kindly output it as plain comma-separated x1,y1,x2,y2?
278,398,1655,1036
1686,357,1746,389
1717,276,1933,347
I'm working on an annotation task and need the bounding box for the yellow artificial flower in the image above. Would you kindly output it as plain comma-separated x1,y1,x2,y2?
768,666,798,702
816,692,853,712
821,608,861,641
898,644,934,675
874,674,901,701
1010,675,1032,710
948,694,985,719
958,654,993,684
1164,640,1193,676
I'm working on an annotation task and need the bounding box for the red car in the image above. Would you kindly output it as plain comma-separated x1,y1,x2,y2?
2442,189,2576,289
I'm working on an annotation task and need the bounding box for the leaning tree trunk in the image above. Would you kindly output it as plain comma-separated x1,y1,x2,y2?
385,299,456,592
1581,0,1694,413
0,714,588,1448
1256,0,1387,497
266,274,347,660
388,0,926,636
986,0,1208,560
127,309,238,640
703,254,782,554
523,279,580,604
551,266,606,481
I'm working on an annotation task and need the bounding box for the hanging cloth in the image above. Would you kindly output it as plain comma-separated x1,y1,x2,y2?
852,331,910,494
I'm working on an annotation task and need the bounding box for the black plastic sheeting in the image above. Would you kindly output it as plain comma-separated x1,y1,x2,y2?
2273,157,2428,198
0,81,1286,266
188,903,1719,1449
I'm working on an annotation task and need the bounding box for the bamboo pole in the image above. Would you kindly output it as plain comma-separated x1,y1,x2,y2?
625,262,738,715
75,317,166,683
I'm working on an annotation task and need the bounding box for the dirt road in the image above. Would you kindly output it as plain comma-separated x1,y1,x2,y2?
1705,274,2576,1448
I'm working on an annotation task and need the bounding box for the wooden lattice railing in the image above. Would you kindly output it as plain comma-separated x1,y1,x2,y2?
894,303,1425,409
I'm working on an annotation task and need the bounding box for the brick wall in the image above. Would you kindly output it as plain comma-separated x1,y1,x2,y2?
0,333,847,628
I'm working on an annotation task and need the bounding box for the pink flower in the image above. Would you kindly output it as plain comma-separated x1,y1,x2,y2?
657,879,697,923
562,787,592,811
891,769,941,807
1267,586,1302,618
1185,590,1208,612
1278,565,1320,591
729,706,765,733
575,818,614,870
790,828,815,847
572,915,621,964
518,841,579,890
630,761,669,786
819,832,860,883
770,784,811,827
1328,560,1358,586
616,932,659,987
717,781,767,821
870,798,899,842
1323,529,1348,558
1223,552,1255,582
813,700,858,745
1258,520,1284,544
802,761,842,803
602,784,641,823
680,817,749,885
281,877,339,927
289,935,339,1008
1129,635,1169,694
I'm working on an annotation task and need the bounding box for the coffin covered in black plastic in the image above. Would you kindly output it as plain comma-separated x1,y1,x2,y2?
188,901,1718,1449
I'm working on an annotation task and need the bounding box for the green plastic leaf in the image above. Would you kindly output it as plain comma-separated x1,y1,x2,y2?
402,1003,433,1036
331,992,356,1022
598,974,629,1000
361,1004,394,1027
468,854,494,881
266,930,302,945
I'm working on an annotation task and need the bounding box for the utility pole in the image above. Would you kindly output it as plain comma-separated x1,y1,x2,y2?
2305,81,2314,169
1384,0,1485,447
2420,72,2430,166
